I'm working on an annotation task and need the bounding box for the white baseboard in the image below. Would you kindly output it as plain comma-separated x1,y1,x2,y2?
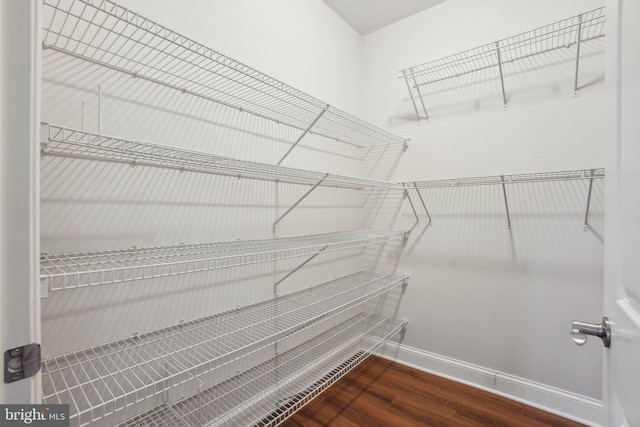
375,343,602,427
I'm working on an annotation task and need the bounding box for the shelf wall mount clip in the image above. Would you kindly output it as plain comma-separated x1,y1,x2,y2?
273,174,329,235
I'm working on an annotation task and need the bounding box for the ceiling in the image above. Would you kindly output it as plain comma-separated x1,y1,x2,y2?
321,0,446,35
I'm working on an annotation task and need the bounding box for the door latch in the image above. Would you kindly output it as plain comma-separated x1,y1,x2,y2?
4,343,41,383
570,317,611,348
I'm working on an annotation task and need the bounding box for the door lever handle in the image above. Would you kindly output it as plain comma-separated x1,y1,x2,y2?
570,317,611,348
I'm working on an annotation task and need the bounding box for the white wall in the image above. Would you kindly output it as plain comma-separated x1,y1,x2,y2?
362,0,606,423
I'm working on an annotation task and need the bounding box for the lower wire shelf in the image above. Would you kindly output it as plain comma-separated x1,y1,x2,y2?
119,315,407,427
41,272,407,426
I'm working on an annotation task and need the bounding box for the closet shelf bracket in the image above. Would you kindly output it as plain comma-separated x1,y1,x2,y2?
501,175,512,229
403,183,432,232
403,186,419,233
495,42,508,110
402,70,429,122
273,174,329,234
277,104,329,165
574,14,584,96
413,182,432,227
583,168,595,231
274,245,328,296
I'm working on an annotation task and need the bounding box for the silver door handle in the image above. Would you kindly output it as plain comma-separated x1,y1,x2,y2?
570,317,611,348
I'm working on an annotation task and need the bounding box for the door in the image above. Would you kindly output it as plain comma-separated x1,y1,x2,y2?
603,0,640,425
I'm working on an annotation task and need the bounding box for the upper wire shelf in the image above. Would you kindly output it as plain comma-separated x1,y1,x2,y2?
42,0,406,150
399,7,606,120
41,271,408,426
118,315,407,427
406,168,604,189
402,168,604,230
42,123,401,190
40,229,406,292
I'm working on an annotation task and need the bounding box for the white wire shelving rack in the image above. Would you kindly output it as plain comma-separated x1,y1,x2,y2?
118,315,406,427
399,7,606,120
401,168,604,230
41,272,408,426
40,230,407,292
406,168,604,188
41,123,401,191
42,0,407,161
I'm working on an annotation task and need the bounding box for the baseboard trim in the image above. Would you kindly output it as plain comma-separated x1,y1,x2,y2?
375,343,602,426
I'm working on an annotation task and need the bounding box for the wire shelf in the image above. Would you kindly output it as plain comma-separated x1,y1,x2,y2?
42,0,406,149
118,315,407,427
42,123,401,190
400,7,605,85
118,405,188,427
40,230,406,292
41,272,407,426
406,168,605,189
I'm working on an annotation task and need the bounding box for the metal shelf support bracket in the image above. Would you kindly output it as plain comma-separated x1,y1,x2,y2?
273,174,329,234
413,183,432,227
273,245,328,296
403,185,420,232
574,14,584,96
402,71,420,120
277,104,329,165
412,72,429,122
583,168,595,231
501,175,512,229
495,42,508,110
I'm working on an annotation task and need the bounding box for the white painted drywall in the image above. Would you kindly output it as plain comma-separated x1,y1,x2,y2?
361,0,607,416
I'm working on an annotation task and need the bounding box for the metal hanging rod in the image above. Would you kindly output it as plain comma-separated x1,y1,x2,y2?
40,230,407,292
405,168,604,189
41,272,408,427
399,7,605,119
41,123,401,190
42,0,407,150
117,315,407,427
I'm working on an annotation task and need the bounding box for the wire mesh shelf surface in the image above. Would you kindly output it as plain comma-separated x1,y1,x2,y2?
406,168,605,189
42,0,405,148
41,272,407,426
399,7,605,85
118,315,407,427
42,123,401,190
40,229,406,291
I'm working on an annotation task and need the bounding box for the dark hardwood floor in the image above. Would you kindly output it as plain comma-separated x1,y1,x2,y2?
281,355,585,427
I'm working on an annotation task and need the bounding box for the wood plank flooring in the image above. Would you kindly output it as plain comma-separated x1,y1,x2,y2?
281,355,585,427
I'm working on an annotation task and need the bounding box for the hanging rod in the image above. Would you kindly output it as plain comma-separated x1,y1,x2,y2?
42,0,407,149
399,7,605,119
40,230,407,292
404,168,605,189
41,272,408,426
41,123,401,190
